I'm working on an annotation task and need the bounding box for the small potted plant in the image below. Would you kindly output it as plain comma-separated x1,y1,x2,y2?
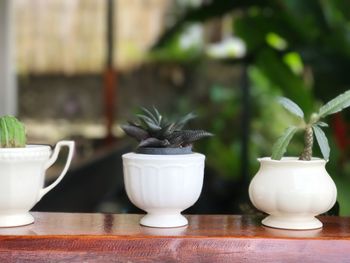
122,107,212,228
0,115,75,227
249,91,350,230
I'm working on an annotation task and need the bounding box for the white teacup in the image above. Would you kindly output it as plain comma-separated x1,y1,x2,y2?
0,140,75,227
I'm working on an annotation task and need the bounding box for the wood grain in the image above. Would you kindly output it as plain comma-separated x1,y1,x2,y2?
0,213,349,262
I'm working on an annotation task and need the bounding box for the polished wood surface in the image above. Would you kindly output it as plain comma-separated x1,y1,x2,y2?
0,213,349,262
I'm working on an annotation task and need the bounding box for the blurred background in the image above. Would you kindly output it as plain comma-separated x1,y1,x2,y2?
1,0,350,215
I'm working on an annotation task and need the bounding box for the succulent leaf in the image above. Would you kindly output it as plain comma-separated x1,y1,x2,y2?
0,116,26,148
169,130,213,146
138,138,169,148
168,137,184,147
316,121,328,127
173,112,197,130
152,106,162,124
278,97,304,119
271,126,298,160
318,90,350,117
123,107,212,150
136,114,162,131
121,124,149,141
128,120,142,128
140,107,159,125
162,123,176,137
312,125,330,160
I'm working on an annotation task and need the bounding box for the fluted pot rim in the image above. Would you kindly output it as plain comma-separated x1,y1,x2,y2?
0,144,51,153
258,156,327,165
122,152,205,161
0,145,52,161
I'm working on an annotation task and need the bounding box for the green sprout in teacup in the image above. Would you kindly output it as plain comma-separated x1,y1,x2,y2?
0,116,26,148
272,90,350,161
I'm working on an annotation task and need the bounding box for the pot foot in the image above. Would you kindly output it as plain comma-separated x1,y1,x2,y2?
140,213,188,228
0,213,34,227
262,215,323,230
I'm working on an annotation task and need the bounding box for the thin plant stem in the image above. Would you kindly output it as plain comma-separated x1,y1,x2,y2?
299,126,313,160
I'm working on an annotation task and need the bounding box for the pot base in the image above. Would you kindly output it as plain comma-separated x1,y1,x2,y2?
0,213,34,227
140,214,188,228
262,215,323,230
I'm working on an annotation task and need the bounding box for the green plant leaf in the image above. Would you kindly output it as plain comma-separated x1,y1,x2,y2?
152,106,162,124
316,121,329,127
168,130,213,146
312,125,330,160
140,107,159,125
278,97,304,118
162,123,176,137
271,126,298,160
0,116,26,147
174,112,197,130
121,124,149,141
318,90,350,117
138,138,169,148
136,114,161,131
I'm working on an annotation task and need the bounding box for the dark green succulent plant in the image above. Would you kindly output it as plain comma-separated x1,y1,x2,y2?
122,107,212,149
0,115,26,148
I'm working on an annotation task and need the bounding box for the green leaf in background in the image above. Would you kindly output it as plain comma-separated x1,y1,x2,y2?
254,49,314,114
266,32,288,50
312,125,330,160
278,97,304,118
318,90,350,117
283,52,304,75
271,126,298,160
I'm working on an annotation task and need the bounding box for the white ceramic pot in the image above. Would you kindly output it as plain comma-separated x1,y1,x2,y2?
0,141,75,227
249,157,337,230
122,152,205,228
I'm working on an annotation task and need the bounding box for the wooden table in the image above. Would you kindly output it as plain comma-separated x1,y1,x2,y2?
0,213,349,262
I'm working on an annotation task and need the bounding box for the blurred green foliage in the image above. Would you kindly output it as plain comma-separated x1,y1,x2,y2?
152,0,350,215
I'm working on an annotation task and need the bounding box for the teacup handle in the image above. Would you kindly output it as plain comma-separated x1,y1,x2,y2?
38,140,75,200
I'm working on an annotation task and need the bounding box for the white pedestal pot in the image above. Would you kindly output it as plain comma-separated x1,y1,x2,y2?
122,152,205,228
249,157,337,230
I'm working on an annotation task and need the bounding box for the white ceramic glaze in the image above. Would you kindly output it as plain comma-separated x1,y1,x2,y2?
0,141,75,227
249,157,337,230
122,152,205,228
